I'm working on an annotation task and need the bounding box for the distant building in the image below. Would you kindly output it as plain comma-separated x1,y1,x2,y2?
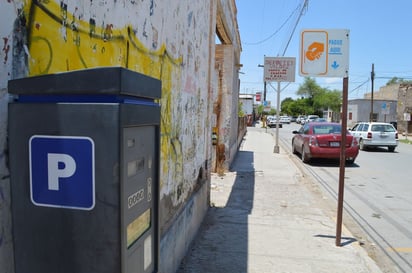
396,84,412,134
239,94,254,126
361,83,412,134
364,83,399,101
347,99,397,128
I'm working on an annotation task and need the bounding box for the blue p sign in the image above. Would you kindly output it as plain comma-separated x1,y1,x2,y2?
29,135,95,210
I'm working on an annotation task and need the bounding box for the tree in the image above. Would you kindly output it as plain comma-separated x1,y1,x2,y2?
312,88,342,113
280,97,295,115
297,77,323,100
280,97,313,116
238,101,245,117
256,104,264,117
294,97,313,115
294,77,342,115
269,108,277,115
386,77,412,85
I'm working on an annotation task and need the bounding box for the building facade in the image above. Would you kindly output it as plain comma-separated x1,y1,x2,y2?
396,84,412,134
361,83,412,133
0,1,241,272
347,99,397,128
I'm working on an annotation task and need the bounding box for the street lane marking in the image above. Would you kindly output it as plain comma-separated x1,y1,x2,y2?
387,247,412,253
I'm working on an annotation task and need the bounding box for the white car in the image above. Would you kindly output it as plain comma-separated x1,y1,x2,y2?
349,122,398,152
279,116,291,124
305,115,319,124
296,115,307,124
267,116,282,128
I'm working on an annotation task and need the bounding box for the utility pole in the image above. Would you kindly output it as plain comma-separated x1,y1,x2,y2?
263,81,267,102
370,63,375,122
258,64,267,103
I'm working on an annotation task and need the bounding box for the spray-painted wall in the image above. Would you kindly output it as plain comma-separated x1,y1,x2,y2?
0,1,241,272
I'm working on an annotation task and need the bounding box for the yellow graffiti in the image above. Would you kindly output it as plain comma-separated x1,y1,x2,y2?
24,1,184,190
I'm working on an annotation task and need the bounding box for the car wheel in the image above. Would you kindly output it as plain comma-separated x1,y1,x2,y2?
388,146,395,152
359,139,367,151
346,159,355,165
292,141,298,155
301,146,309,163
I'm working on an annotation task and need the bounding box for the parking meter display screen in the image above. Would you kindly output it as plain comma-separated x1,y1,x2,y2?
127,209,151,248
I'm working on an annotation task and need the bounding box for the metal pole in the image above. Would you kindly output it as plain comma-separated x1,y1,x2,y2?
336,76,349,246
274,81,281,153
264,81,267,102
370,63,375,122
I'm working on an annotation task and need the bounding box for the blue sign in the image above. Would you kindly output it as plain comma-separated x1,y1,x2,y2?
29,135,95,210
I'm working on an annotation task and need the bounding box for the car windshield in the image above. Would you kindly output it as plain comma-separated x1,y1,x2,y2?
312,124,341,135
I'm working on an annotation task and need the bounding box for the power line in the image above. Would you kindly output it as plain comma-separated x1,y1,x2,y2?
375,76,412,80
349,79,369,94
279,0,308,56
243,3,302,46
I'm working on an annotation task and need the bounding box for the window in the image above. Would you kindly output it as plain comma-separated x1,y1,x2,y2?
383,125,396,132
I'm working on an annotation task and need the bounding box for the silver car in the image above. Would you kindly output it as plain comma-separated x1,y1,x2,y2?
349,122,398,152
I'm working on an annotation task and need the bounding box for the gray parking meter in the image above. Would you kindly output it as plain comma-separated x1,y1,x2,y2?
8,67,160,273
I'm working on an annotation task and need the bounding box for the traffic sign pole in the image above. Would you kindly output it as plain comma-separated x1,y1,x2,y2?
336,76,349,247
262,57,296,154
299,29,350,246
274,81,281,154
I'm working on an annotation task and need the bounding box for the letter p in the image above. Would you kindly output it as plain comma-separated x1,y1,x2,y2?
47,153,76,191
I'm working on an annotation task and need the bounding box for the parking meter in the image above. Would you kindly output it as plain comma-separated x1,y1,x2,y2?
8,67,160,273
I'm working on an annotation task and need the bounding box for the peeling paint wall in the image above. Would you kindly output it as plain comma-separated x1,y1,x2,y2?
1,1,240,272
397,84,412,134
0,2,17,272
213,0,241,173
215,44,240,172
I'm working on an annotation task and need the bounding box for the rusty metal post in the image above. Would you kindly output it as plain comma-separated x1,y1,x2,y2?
370,63,375,122
274,81,281,153
336,76,349,246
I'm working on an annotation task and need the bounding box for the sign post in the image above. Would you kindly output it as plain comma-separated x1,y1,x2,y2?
404,113,410,140
299,29,350,246
263,57,296,153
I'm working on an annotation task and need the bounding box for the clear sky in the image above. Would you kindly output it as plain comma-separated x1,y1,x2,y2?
236,0,412,107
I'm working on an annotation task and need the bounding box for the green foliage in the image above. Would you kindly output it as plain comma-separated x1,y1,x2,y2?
386,77,412,85
257,104,264,116
238,101,245,117
281,77,342,116
280,97,294,114
269,108,277,115
297,77,323,99
399,139,412,145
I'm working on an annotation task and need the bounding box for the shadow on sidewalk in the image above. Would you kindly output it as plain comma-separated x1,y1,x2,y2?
177,150,255,273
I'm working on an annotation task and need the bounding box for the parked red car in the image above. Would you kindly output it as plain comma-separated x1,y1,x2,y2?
292,122,359,164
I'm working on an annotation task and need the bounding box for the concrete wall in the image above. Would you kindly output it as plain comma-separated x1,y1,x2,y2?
364,84,400,100
362,83,412,134
0,1,241,272
347,99,397,128
214,44,240,172
397,84,412,134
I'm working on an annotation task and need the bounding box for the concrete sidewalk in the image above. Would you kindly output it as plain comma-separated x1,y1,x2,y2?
177,127,383,273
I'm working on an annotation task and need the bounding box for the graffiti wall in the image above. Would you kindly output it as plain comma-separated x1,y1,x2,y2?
0,0,224,272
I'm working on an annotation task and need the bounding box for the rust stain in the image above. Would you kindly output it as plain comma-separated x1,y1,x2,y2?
2,38,10,64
